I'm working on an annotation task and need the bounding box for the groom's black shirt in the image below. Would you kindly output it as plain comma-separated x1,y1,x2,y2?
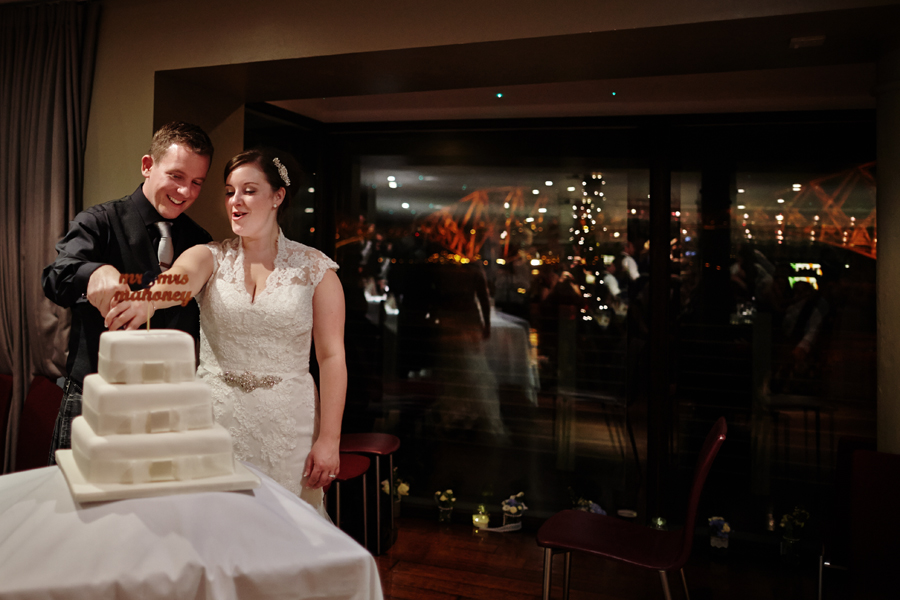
42,185,212,386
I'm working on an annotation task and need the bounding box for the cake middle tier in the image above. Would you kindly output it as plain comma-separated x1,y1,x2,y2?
82,374,214,435
71,417,235,484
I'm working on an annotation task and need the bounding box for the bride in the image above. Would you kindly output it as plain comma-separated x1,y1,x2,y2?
105,149,345,517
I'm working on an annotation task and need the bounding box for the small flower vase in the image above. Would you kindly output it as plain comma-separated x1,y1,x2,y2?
710,535,729,554
472,513,489,529
438,506,453,523
780,522,801,566
502,513,522,528
780,535,800,565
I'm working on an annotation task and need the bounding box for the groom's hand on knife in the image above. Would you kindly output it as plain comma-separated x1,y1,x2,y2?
105,299,153,331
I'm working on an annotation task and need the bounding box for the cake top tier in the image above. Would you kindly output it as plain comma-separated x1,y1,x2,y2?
98,329,196,384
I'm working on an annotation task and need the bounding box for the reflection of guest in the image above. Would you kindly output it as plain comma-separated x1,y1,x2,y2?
42,122,214,464
612,241,640,300
492,247,531,321
106,149,346,517
537,270,587,390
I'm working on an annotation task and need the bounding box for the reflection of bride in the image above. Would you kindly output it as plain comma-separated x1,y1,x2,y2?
430,261,507,439
105,149,346,518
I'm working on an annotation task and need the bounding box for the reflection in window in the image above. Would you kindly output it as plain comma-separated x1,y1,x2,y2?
674,163,876,517
336,162,649,515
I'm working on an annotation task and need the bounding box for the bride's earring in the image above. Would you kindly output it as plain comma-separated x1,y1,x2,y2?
273,203,278,208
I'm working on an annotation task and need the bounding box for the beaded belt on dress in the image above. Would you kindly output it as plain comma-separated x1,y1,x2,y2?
204,366,308,393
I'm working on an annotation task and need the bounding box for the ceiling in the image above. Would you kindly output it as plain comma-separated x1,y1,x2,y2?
158,4,898,124
270,64,876,122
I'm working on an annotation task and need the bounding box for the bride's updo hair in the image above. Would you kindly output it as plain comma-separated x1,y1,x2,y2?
224,148,299,224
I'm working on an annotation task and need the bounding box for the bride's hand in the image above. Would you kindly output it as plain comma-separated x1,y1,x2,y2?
105,299,155,330
304,437,341,489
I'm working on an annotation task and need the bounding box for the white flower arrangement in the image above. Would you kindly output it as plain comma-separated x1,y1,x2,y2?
574,498,606,515
501,492,528,515
381,467,409,501
434,489,456,508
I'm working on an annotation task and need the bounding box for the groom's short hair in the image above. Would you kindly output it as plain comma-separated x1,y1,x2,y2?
149,121,214,162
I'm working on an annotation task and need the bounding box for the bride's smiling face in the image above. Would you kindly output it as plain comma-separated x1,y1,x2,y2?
225,164,284,238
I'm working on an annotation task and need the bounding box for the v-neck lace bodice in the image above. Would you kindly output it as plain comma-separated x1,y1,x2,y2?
198,231,337,374
195,230,338,511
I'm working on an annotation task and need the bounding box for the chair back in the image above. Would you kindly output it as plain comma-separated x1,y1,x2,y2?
674,416,727,569
15,376,63,471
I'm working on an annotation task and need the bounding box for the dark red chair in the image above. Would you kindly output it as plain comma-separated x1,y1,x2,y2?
536,417,727,600
850,449,900,599
340,432,400,555
0,373,13,470
15,376,63,472
324,453,371,550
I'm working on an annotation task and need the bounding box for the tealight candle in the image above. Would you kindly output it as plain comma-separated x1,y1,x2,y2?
472,513,489,529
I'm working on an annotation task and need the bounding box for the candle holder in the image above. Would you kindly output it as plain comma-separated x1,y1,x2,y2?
472,505,489,529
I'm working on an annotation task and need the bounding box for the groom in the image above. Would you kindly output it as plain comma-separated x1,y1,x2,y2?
42,122,214,463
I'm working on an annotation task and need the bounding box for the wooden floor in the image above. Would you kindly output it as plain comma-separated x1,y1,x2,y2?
374,517,823,600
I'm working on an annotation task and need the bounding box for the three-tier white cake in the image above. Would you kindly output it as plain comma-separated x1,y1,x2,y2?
57,329,259,501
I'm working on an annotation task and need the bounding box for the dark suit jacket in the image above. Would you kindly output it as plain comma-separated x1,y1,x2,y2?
42,185,212,386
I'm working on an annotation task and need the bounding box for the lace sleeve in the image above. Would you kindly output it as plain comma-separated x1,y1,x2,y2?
310,250,339,288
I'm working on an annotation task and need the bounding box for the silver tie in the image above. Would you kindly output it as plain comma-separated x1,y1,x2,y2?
155,221,174,271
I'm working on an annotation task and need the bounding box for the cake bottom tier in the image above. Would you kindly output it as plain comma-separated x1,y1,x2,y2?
71,417,235,484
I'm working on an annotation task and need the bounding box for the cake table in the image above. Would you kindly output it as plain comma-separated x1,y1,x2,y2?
0,464,383,600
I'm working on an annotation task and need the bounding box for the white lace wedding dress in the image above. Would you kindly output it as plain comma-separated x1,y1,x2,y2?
196,231,338,517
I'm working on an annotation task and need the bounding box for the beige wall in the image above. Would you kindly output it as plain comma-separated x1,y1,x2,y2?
84,0,891,236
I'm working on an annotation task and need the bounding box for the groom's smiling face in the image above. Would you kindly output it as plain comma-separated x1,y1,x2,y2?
141,143,210,220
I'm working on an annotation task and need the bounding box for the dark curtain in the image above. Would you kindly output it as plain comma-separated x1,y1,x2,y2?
0,0,100,472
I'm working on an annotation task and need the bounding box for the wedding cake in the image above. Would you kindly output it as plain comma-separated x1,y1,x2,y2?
57,329,259,501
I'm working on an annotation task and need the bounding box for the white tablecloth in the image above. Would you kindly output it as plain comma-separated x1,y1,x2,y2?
0,465,383,600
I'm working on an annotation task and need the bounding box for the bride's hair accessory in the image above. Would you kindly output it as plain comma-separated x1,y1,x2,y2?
273,157,291,187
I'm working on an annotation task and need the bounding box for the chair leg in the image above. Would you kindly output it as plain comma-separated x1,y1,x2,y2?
335,481,342,528
659,571,673,600
563,552,571,600
626,410,642,480
389,454,395,542
680,568,690,600
362,473,369,551
375,456,381,555
542,548,553,600
818,553,824,600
